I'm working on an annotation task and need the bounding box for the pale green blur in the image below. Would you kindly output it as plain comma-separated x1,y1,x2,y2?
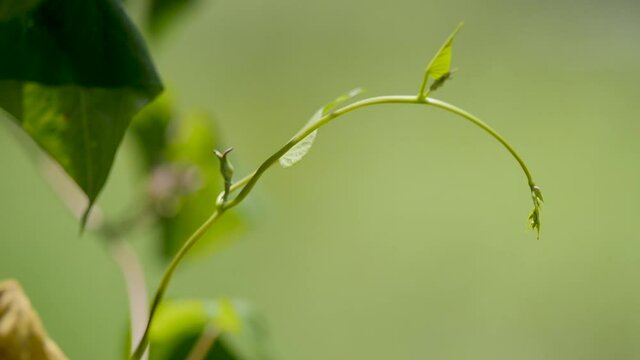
2,0,640,359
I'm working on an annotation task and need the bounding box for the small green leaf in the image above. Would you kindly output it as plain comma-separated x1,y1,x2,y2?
528,185,543,239
532,185,544,202
421,22,463,95
279,88,364,168
278,128,318,168
150,299,272,360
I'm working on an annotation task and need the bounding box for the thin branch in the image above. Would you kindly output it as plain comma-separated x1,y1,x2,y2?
186,326,220,360
108,240,150,360
40,158,154,359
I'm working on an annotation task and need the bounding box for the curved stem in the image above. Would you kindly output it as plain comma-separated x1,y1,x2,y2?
131,93,539,359
130,209,224,360
225,96,417,208
226,95,417,196
109,240,149,360
426,97,535,187
227,95,536,209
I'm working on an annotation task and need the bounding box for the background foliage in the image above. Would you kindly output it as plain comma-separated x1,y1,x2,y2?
1,0,640,359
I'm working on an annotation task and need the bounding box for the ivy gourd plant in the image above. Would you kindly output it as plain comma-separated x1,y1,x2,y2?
128,22,543,360
0,0,163,227
0,0,543,357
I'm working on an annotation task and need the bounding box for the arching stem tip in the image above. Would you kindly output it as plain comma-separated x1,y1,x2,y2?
528,184,544,239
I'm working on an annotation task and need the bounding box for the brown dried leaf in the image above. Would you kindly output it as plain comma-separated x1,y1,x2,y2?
0,279,68,360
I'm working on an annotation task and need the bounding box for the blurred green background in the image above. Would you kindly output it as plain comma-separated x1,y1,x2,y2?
2,0,640,359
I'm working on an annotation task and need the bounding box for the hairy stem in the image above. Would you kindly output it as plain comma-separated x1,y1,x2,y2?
131,94,538,360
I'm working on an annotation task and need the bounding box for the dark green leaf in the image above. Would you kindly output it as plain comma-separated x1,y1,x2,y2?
146,0,200,37
0,0,163,222
0,0,162,89
0,0,41,21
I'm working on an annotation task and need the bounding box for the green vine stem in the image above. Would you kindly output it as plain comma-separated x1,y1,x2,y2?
226,95,538,207
130,209,224,359
130,92,541,359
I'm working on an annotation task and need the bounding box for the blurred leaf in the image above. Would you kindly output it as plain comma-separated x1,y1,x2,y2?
146,0,200,37
0,0,162,224
279,88,364,168
159,112,242,258
422,23,463,90
134,110,243,260
5,83,154,218
130,92,174,171
214,300,242,334
0,0,41,21
0,279,68,360
0,0,161,88
150,299,271,360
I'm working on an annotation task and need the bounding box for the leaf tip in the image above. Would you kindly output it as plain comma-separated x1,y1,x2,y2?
79,203,93,235
454,21,465,33
349,87,366,97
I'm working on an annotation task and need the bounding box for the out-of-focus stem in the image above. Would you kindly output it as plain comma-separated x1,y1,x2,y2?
108,240,149,360
186,325,220,360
